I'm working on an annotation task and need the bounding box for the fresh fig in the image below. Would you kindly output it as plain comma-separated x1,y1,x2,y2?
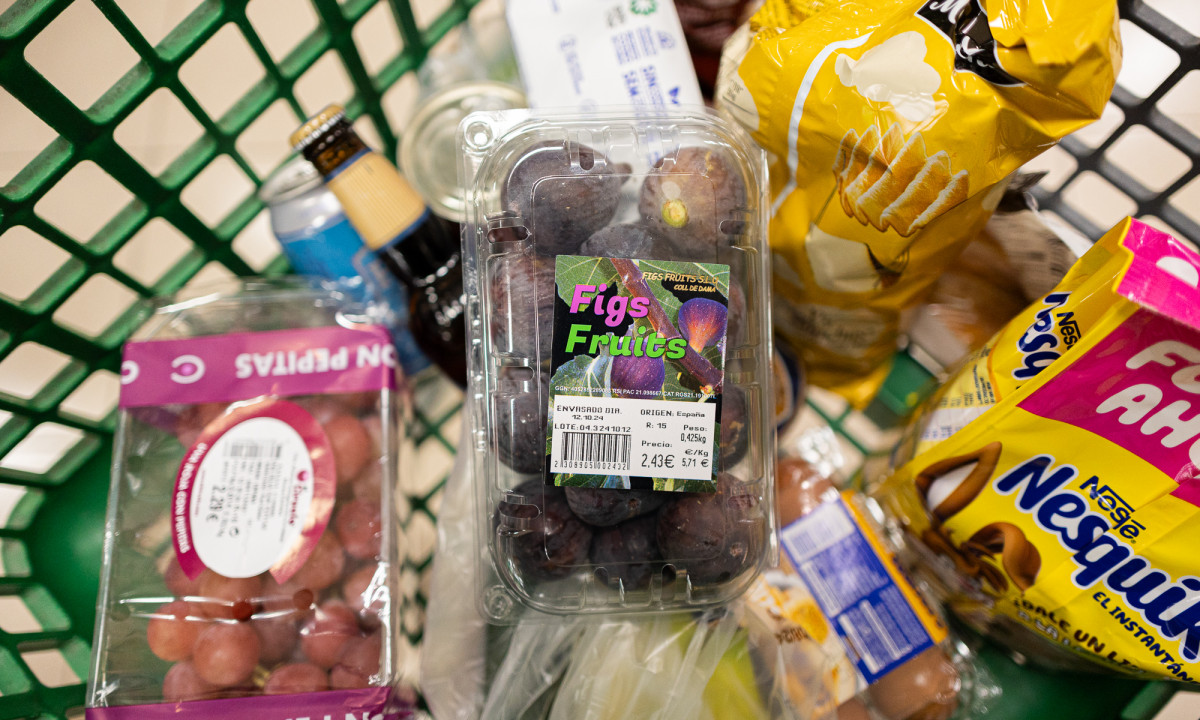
498,479,592,581
610,352,665,399
579,223,662,259
496,371,549,474
678,298,728,353
719,384,750,469
590,514,662,590
638,146,746,258
656,473,760,585
503,141,631,256
564,486,665,527
489,252,556,361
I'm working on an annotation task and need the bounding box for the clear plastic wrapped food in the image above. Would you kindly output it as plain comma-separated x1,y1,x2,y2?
459,109,776,618
87,279,411,717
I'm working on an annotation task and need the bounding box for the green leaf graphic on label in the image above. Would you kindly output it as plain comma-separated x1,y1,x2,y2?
550,353,610,398
702,345,724,370
661,359,696,400
654,477,716,493
555,256,621,308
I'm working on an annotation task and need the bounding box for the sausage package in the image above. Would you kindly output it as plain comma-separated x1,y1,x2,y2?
87,279,412,717
716,0,1121,405
874,219,1200,682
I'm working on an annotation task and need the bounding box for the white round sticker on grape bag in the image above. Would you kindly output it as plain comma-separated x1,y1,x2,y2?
190,417,313,578
172,399,337,583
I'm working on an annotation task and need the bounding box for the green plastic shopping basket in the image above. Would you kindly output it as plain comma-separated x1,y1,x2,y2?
2,0,1198,717
0,1,476,716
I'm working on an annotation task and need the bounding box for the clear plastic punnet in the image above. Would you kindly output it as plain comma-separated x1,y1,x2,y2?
86,279,412,718
459,108,777,619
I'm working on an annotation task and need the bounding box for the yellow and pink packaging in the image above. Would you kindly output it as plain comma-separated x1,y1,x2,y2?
875,218,1200,682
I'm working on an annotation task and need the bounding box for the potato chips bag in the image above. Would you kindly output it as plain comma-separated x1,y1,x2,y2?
874,219,1200,682
717,0,1121,405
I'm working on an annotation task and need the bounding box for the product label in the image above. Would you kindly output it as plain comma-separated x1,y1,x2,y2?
172,399,337,583
777,494,944,684
546,255,727,492
120,325,396,408
85,687,408,719
876,219,1200,683
506,0,703,113
1021,311,1200,476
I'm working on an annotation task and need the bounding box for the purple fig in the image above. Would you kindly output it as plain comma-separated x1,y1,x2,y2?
503,141,631,256
656,473,761,585
610,353,665,399
638,146,746,257
488,253,556,361
678,298,727,353
564,486,665,526
590,514,662,590
497,480,591,581
719,383,749,469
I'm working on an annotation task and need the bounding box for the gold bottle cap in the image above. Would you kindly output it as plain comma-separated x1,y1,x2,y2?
290,104,346,151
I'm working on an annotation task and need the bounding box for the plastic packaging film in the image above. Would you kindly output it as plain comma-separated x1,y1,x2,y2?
87,279,409,717
716,0,1122,406
875,218,1200,682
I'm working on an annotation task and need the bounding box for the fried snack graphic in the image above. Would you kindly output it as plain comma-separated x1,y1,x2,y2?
833,123,969,237
914,442,1042,593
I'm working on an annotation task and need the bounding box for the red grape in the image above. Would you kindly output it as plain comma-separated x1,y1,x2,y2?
197,572,263,621
146,601,202,662
260,575,315,615
324,414,372,483
193,622,261,687
353,461,383,502
337,631,381,676
162,661,218,702
288,533,345,592
330,666,371,689
163,555,203,598
175,403,227,448
254,614,300,665
339,391,378,415
264,662,329,695
330,632,382,689
335,500,382,560
300,600,360,668
341,565,384,616
360,414,383,453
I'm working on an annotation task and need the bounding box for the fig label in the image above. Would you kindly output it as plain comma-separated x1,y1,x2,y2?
547,255,728,492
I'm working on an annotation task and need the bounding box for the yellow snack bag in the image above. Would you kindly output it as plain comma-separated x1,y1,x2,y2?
874,219,1200,681
717,0,1121,405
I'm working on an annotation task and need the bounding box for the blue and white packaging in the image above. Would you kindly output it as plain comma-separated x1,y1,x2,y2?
507,0,704,111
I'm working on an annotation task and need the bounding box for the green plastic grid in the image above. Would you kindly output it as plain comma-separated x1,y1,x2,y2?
0,1,478,717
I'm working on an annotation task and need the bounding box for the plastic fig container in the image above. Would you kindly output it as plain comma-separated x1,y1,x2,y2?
459,109,776,619
86,279,413,717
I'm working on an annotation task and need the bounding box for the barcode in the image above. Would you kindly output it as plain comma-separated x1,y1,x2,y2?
228,441,282,459
559,432,631,471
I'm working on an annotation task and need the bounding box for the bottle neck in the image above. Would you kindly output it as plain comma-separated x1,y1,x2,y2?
300,118,460,285
379,215,462,288
303,123,427,253
301,119,366,177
